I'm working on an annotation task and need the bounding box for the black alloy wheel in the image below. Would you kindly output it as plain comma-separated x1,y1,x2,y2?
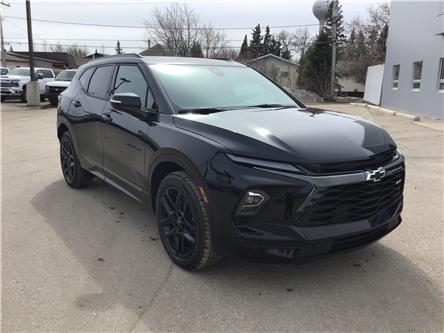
156,171,222,270
60,131,92,188
159,186,197,259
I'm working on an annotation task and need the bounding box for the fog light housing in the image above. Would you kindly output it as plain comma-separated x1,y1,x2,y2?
235,190,269,217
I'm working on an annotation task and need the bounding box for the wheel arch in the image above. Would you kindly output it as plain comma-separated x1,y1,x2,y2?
149,149,207,212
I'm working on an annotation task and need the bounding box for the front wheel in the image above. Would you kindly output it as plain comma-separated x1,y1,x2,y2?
60,131,92,188
156,171,222,271
49,97,58,106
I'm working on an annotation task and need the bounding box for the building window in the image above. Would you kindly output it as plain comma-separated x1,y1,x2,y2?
411,61,423,90
438,58,444,91
392,65,400,90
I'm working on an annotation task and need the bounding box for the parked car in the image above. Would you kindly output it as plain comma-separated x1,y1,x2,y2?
0,67,55,102
45,69,77,105
0,67,9,75
57,54,405,271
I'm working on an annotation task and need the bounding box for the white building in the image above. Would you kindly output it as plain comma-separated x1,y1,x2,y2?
380,1,444,119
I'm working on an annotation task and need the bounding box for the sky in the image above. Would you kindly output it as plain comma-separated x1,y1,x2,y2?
2,0,389,55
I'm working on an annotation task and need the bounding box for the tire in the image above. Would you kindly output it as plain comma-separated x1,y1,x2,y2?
60,131,92,188
156,171,222,271
40,95,46,102
49,97,58,106
20,86,27,103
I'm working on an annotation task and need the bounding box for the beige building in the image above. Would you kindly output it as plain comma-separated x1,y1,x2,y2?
248,54,300,89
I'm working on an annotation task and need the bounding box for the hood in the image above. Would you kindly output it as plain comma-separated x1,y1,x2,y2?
46,80,70,88
173,107,396,164
0,75,28,80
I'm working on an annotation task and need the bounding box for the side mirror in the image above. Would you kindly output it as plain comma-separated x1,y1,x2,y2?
110,92,141,114
37,72,44,80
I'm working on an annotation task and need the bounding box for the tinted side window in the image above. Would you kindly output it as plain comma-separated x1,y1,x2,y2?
42,70,54,78
88,66,114,99
79,68,94,89
113,65,148,107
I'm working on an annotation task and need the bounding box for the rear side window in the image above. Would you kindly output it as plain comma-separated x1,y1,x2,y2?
88,65,114,99
79,68,94,89
113,65,149,107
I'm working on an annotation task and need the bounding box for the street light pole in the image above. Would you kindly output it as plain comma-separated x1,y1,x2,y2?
26,0,35,81
25,0,39,105
0,1,11,67
330,0,338,99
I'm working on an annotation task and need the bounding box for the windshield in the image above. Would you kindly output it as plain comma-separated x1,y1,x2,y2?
56,70,76,81
9,68,30,76
149,64,301,112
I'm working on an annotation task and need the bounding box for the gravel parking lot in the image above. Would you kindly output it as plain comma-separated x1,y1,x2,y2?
2,101,443,332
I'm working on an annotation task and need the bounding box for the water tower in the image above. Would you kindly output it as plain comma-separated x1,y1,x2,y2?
312,0,331,34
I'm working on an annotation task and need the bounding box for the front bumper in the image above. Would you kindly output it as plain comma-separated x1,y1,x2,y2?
202,153,405,262
1,87,22,97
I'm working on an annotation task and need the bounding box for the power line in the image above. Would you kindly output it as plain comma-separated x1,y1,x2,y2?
4,15,319,30
5,40,242,49
5,36,246,42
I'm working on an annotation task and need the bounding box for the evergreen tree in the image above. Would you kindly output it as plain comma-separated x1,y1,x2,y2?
115,40,123,54
298,31,333,98
249,24,263,58
281,49,291,60
261,26,272,56
324,1,346,48
190,42,204,58
239,35,250,60
270,36,281,57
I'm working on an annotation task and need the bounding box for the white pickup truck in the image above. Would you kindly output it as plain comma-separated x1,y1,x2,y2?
0,67,55,102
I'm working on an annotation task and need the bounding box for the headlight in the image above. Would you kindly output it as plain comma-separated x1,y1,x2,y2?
226,154,304,174
12,80,19,87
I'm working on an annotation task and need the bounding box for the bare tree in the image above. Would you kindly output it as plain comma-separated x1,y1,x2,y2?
291,28,311,62
199,24,227,58
145,3,200,56
65,44,88,59
275,31,294,59
217,47,239,59
50,42,65,53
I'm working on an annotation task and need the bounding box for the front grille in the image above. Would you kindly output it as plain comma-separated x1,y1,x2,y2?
0,80,14,88
294,170,405,226
301,149,397,174
47,86,66,94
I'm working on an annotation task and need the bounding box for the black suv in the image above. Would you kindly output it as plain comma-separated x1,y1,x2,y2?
57,54,405,270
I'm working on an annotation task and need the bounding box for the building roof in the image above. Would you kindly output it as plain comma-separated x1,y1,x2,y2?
5,52,65,66
84,51,108,59
11,51,77,68
248,54,300,68
140,44,167,56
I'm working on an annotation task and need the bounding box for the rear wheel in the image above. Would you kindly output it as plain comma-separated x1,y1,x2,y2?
156,171,222,271
60,131,92,188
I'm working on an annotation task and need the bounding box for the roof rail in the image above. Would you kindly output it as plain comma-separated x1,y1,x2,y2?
109,53,143,58
210,57,233,61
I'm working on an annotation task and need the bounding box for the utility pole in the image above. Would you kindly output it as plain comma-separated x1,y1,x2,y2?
25,0,39,105
0,1,11,67
330,0,338,99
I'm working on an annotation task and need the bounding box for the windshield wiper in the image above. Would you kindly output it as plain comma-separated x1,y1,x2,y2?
244,104,296,109
178,107,227,115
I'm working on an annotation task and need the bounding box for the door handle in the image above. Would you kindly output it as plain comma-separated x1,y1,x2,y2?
102,113,113,122
72,100,82,108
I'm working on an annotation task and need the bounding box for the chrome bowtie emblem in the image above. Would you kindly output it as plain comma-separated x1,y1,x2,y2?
366,167,386,182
